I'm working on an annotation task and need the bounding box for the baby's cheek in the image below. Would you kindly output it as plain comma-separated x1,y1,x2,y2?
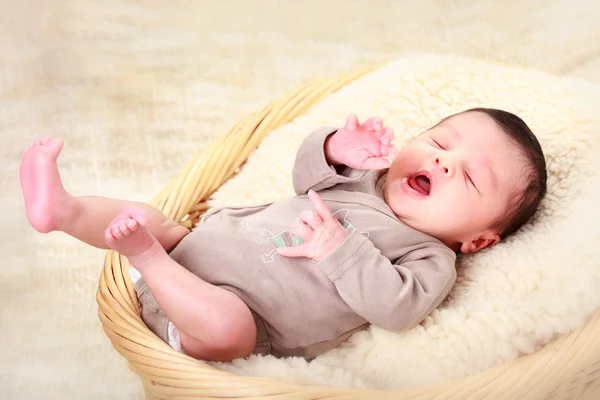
443,201,472,226
394,147,421,170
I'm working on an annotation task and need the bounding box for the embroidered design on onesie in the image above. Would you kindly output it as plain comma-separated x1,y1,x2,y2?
241,208,368,264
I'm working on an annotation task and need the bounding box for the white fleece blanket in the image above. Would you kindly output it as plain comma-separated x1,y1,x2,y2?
206,54,600,389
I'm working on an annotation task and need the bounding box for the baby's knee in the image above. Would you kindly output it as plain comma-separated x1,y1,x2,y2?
223,315,257,356
180,323,256,361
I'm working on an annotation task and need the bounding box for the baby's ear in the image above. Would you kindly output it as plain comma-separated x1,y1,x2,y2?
460,231,500,254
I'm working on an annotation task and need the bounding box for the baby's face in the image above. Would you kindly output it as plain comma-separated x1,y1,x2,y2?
384,111,524,253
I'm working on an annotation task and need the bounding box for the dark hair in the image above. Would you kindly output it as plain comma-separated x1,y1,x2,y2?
464,107,547,237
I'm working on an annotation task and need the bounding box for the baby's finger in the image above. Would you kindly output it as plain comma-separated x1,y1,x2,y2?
380,127,395,145
381,143,389,157
388,146,399,160
290,223,314,243
344,114,359,131
299,209,323,229
362,157,391,170
307,190,334,222
277,244,309,258
362,116,383,132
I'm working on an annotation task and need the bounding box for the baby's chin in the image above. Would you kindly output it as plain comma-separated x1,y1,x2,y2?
383,174,432,212
383,183,458,250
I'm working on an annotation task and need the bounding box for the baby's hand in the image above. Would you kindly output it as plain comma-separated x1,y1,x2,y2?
325,114,398,170
278,190,349,262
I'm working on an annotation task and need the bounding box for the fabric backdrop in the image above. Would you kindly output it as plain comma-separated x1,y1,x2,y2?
1,1,599,399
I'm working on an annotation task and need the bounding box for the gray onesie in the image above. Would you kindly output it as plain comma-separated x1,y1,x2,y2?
135,127,457,358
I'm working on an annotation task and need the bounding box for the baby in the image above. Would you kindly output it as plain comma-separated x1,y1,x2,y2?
20,108,547,362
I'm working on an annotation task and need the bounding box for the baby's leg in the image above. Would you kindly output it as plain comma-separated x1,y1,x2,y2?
106,208,256,362
20,137,188,251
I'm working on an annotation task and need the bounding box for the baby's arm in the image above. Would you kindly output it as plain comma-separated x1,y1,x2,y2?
292,115,396,194
319,232,457,331
292,126,364,194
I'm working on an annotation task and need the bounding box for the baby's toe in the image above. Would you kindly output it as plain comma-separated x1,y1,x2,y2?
111,225,124,239
104,228,116,243
126,218,138,230
130,208,149,226
118,222,131,236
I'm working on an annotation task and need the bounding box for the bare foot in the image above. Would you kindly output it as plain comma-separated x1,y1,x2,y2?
105,208,165,266
20,137,75,233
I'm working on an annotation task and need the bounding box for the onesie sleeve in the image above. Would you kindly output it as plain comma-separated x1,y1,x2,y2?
292,127,369,194
318,231,457,331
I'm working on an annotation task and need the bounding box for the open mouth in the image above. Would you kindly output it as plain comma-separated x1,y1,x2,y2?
407,171,431,195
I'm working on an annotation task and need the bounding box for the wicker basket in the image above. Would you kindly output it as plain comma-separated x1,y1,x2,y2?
97,67,600,400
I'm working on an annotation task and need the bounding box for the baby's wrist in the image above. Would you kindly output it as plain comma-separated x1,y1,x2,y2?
324,133,344,166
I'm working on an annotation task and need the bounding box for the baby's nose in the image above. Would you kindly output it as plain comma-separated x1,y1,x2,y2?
434,157,450,174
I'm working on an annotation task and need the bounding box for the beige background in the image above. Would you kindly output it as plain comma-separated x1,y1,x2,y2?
1,1,598,399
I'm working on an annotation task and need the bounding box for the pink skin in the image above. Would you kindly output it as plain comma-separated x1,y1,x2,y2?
103,208,156,261
20,137,68,233
19,137,188,250
386,111,524,252
326,114,398,169
20,138,255,362
325,112,524,253
277,190,350,261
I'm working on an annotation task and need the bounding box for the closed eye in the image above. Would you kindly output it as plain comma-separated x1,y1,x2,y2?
431,138,445,150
